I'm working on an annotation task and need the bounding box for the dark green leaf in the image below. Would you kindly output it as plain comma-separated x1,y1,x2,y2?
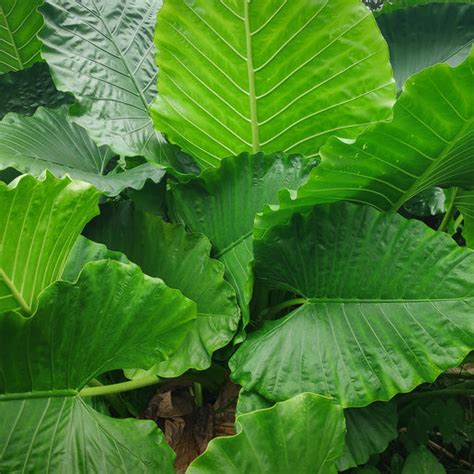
232,203,474,407
85,202,240,376
0,259,195,472
0,62,72,119
377,3,474,89
402,447,446,474
171,152,315,328
0,0,42,73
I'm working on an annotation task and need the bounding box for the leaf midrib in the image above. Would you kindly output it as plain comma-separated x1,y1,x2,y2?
0,267,31,314
243,0,259,152
0,3,22,69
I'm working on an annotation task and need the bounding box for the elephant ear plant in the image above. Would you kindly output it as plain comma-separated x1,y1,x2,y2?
0,0,473,472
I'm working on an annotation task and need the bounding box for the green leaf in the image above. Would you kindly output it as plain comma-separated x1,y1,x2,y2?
150,0,395,169
339,402,398,471
231,203,474,407
61,235,129,282
0,62,72,119
187,393,345,474
0,106,165,196
255,50,474,237
455,190,474,247
84,201,240,376
377,0,463,15
1,398,175,473
0,173,99,315
377,3,474,89
0,0,42,73
236,390,398,471
39,0,171,162
0,260,196,472
402,447,446,474
170,152,315,328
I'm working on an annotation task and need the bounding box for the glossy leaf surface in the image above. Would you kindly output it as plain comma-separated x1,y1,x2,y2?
39,0,171,161
0,173,99,315
256,51,474,236
187,393,345,474
151,0,395,168
0,106,165,195
232,203,474,407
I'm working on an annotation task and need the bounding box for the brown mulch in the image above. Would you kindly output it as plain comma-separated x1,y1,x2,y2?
142,379,240,473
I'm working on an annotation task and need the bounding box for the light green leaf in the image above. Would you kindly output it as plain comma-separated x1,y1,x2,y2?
377,3,474,89
84,202,240,376
61,235,129,282
0,173,99,315
0,260,196,472
150,0,395,169
0,106,165,196
187,393,345,474
256,49,474,236
231,203,474,407
236,390,398,472
0,62,72,119
0,0,42,73
455,190,474,247
170,152,315,328
39,0,172,162
402,447,446,474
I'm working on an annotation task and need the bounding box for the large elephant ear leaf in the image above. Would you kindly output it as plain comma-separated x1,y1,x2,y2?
0,0,43,74
256,49,474,236
170,152,315,329
376,2,474,89
236,390,398,472
150,0,395,169
0,173,99,315
0,260,196,472
84,201,240,377
187,393,345,474
0,106,165,195
39,0,172,163
231,203,474,407
455,190,474,248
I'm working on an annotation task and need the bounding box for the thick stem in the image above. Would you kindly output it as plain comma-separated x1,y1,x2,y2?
79,375,159,397
438,187,459,232
87,379,131,417
259,298,307,320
